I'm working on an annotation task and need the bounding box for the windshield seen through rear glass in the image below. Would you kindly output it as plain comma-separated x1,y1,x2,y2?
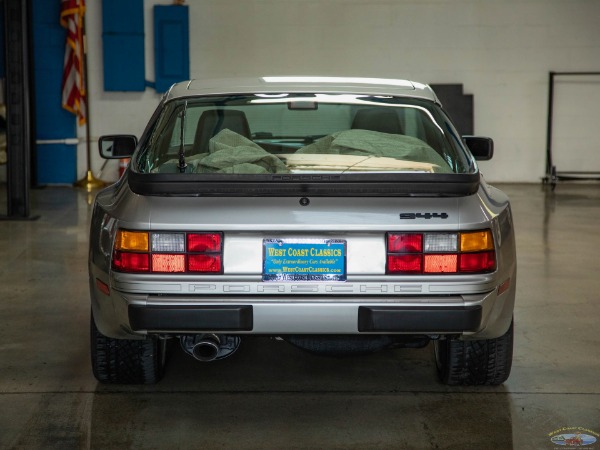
135,94,476,176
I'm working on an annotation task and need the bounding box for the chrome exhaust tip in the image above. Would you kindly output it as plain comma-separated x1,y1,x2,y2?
180,334,241,362
191,335,221,362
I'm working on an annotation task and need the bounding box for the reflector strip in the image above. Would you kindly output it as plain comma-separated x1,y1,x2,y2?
498,277,511,295
95,278,110,296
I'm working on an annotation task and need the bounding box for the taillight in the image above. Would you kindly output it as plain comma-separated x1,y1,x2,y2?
112,230,223,274
115,230,149,252
388,233,422,253
113,251,150,272
188,254,222,273
386,230,496,274
188,233,221,252
460,231,494,252
151,233,185,252
459,251,495,272
387,253,422,273
151,254,186,273
424,254,457,273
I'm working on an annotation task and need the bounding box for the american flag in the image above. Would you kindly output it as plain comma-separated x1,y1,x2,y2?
60,0,86,126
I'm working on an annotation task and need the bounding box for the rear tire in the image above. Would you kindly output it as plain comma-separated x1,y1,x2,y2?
90,311,166,384
434,319,513,386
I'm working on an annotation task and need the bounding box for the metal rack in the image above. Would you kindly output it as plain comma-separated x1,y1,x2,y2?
544,71,600,189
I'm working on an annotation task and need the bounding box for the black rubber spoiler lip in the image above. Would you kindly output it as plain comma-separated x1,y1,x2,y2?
127,171,480,197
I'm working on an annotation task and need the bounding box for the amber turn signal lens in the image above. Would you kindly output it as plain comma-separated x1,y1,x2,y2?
115,230,149,252
460,230,494,252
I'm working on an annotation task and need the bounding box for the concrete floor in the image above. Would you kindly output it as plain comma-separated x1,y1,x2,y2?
0,183,599,449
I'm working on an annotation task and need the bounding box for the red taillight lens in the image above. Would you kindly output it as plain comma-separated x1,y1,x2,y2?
387,254,422,273
187,233,222,273
387,233,422,253
188,233,222,252
459,251,496,272
112,251,150,272
188,254,222,273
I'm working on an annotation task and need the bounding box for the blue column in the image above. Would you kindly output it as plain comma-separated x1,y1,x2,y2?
31,0,77,185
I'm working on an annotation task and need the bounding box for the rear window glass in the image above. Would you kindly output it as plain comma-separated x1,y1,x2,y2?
135,94,476,175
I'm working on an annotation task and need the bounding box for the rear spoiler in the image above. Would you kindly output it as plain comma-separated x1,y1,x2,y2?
127,172,481,197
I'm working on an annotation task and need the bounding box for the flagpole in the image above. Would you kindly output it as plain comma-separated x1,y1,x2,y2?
74,0,104,191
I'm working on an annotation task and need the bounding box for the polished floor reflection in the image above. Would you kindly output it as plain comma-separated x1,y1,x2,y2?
0,184,599,449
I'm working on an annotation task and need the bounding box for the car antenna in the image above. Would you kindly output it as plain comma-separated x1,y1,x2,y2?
178,101,188,173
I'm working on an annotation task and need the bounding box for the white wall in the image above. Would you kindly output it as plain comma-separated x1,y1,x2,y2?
82,0,600,183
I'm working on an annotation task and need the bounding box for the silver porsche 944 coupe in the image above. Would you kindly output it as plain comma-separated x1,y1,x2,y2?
89,76,516,385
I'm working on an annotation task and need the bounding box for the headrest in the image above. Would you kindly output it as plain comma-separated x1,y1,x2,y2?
194,109,251,153
351,108,403,134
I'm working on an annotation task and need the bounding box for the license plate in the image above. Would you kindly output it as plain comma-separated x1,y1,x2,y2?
263,239,347,282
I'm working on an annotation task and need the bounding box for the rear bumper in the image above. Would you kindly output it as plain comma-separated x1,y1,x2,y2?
91,271,516,341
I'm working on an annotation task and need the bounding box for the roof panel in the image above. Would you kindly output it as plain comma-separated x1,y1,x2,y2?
166,77,437,102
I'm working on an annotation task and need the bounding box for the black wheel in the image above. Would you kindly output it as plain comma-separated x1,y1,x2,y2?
90,311,166,384
434,320,513,386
